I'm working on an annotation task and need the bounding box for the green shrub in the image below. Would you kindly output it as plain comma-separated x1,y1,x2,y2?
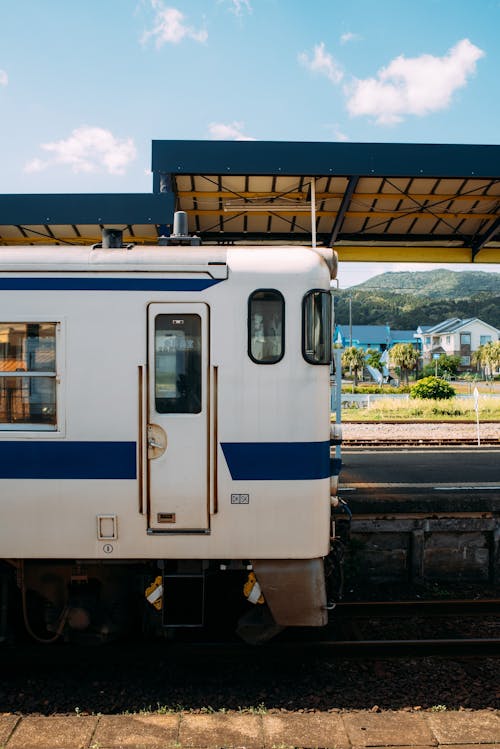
410,376,456,400
341,384,410,394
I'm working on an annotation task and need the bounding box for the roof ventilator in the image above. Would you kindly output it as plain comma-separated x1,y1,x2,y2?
159,211,201,246
91,228,134,251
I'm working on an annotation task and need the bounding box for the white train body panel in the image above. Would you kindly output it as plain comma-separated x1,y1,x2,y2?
0,245,333,566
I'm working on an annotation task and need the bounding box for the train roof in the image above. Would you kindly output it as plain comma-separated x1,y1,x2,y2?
1,140,499,265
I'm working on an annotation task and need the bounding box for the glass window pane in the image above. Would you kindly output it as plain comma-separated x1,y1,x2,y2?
0,376,56,425
303,290,331,364
249,290,284,364
0,323,56,372
155,314,201,414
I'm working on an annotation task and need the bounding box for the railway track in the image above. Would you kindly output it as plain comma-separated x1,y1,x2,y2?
343,437,499,447
314,598,500,657
1,598,498,714
3,599,498,660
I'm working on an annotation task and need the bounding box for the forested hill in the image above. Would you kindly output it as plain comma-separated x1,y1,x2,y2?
353,269,500,297
334,269,500,329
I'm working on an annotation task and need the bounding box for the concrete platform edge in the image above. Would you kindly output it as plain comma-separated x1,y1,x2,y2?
0,709,499,749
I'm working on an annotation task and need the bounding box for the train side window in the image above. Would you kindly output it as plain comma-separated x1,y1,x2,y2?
248,290,285,364
302,290,331,365
0,322,58,429
154,314,202,414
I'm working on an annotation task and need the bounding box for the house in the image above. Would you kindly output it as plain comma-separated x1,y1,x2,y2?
334,324,391,351
334,324,422,352
390,330,421,349
415,318,500,368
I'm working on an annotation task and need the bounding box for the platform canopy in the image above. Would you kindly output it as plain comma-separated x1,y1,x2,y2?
1,140,500,263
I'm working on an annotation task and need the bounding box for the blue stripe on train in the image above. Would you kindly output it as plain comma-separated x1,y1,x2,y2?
0,441,136,479
221,441,331,481
0,278,222,291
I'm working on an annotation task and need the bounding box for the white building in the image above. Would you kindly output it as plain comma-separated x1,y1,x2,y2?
415,318,500,368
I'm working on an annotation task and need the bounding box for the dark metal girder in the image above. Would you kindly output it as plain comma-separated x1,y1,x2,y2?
0,193,174,226
328,175,359,247
338,233,471,243
471,216,500,260
152,140,500,179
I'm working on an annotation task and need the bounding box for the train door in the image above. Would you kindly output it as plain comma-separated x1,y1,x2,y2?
147,303,209,531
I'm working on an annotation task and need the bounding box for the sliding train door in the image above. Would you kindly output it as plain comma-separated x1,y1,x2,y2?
147,303,209,531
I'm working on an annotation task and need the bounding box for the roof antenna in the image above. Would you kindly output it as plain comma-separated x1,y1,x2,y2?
159,211,201,246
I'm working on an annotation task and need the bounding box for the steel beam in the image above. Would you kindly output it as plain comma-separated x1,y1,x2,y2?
0,193,174,226
471,216,500,260
328,176,359,247
152,140,500,179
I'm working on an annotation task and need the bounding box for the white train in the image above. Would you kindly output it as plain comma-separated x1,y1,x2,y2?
0,225,340,643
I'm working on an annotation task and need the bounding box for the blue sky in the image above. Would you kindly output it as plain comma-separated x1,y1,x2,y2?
1,0,499,286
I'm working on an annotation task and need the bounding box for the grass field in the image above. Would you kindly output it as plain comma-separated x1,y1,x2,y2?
341,396,500,421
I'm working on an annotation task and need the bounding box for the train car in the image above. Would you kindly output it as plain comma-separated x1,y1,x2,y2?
0,224,339,643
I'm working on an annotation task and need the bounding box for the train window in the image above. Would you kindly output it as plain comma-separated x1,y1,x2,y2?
154,314,202,414
248,290,285,364
302,290,331,365
0,322,57,428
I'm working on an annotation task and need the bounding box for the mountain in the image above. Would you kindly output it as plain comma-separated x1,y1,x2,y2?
334,270,500,329
352,269,500,298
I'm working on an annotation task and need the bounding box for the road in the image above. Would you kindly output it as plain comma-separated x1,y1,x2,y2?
338,446,500,512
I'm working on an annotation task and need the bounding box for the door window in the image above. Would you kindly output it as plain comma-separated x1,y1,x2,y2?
154,314,201,414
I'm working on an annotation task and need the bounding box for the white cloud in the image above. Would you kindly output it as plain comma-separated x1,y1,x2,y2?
24,126,136,175
223,0,252,15
346,38,485,125
208,121,256,140
142,2,207,46
340,32,361,45
0,69,8,86
24,158,49,174
299,42,343,84
333,126,349,142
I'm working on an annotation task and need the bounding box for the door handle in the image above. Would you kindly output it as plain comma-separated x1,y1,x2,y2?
147,424,167,459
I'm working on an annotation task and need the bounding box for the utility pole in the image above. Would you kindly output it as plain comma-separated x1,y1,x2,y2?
349,295,352,348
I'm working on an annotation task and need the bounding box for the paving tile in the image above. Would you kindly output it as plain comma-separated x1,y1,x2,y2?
263,713,350,749
426,710,500,745
7,716,98,749
343,711,437,747
0,715,20,746
437,746,500,749
93,714,180,748
178,713,263,749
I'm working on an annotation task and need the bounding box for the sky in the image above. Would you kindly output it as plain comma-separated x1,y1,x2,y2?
1,0,500,287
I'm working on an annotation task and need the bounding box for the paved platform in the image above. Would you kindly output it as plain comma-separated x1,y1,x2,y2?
0,709,499,748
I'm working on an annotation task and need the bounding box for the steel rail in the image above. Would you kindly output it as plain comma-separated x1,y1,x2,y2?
332,599,500,618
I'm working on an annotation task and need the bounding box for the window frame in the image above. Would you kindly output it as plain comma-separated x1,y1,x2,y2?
247,289,285,365
0,318,64,434
153,312,202,415
302,289,332,366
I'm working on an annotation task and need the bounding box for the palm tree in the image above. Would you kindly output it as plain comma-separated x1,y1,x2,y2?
389,343,419,385
475,341,500,379
342,346,365,386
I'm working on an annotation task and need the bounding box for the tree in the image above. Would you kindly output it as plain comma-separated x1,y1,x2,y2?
410,376,456,400
342,347,365,386
474,341,500,378
437,354,461,377
389,343,419,385
365,348,382,370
